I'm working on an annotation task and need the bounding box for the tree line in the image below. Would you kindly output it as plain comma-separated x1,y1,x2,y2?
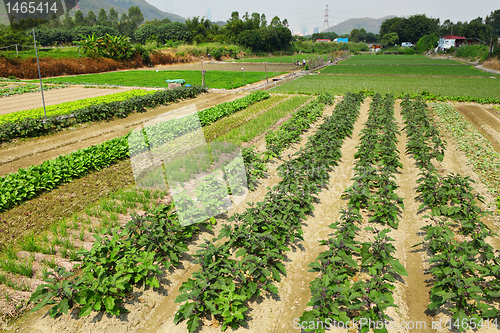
0,8,292,52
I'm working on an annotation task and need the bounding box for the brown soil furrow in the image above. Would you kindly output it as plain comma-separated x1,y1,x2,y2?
393,100,435,333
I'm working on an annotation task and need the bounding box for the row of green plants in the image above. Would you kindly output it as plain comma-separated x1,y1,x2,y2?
359,89,500,105
27,92,339,319
203,95,289,142
0,89,155,125
29,202,207,317
128,91,270,156
0,86,205,144
430,102,500,196
263,94,331,159
0,83,66,97
298,94,407,333
0,91,265,213
173,92,363,332
402,96,499,331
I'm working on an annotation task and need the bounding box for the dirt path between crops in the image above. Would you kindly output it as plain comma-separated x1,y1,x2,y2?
0,91,244,176
0,87,140,115
453,103,500,155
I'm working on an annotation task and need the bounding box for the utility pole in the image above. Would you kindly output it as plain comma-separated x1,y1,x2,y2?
33,29,47,121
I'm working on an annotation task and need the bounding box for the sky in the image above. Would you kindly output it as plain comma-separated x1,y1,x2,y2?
145,0,499,34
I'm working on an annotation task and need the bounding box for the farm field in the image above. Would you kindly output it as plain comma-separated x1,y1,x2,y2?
338,54,462,65
36,70,286,89
4,93,500,333
273,74,500,101
0,86,144,115
229,54,329,63
319,64,499,76
1,53,500,333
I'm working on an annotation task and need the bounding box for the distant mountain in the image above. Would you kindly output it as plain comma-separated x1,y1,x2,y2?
74,0,185,22
0,0,185,26
324,16,395,35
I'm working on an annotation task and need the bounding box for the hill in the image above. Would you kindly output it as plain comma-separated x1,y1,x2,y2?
0,0,185,25
324,15,395,35
74,0,185,22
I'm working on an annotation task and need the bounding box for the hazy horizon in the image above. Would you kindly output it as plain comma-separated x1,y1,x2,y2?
144,0,499,34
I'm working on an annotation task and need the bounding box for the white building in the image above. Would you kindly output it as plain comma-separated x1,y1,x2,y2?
437,35,466,50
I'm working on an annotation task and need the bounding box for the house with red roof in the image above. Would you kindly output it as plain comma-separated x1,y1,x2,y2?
437,35,466,50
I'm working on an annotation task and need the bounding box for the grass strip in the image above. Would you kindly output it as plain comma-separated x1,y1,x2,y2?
215,95,311,145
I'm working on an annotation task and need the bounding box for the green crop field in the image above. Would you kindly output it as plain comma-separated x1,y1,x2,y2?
272,75,500,101
319,64,498,76
230,54,328,63
338,54,461,65
38,70,286,89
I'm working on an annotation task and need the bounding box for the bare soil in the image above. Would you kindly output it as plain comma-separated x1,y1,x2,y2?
453,103,500,155
0,87,137,115
0,91,243,176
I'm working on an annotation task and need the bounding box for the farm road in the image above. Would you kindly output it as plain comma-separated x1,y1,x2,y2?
0,91,243,176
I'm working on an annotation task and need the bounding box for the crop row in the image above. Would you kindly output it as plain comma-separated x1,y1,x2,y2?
298,94,407,333
264,94,332,159
402,97,500,331
0,91,269,213
27,93,341,319
173,92,364,332
0,86,208,143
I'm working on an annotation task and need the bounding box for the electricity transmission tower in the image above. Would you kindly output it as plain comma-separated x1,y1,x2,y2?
165,0,173,13
321,4,329,32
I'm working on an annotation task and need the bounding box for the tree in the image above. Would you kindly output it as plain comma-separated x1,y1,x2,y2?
134,24,160,44
86,10,97,27
157,22,191,43
63,12,75,30
74,10,86,26
109,8,119,29
350,28,367,42
237,30,263,50
260,14,267,28
380,14,439,44
486,9,500,35
381,32,398,46
97,9,111,27
144,18,172,26
416,33,439,52
462,18,492,43
128,6,144,29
